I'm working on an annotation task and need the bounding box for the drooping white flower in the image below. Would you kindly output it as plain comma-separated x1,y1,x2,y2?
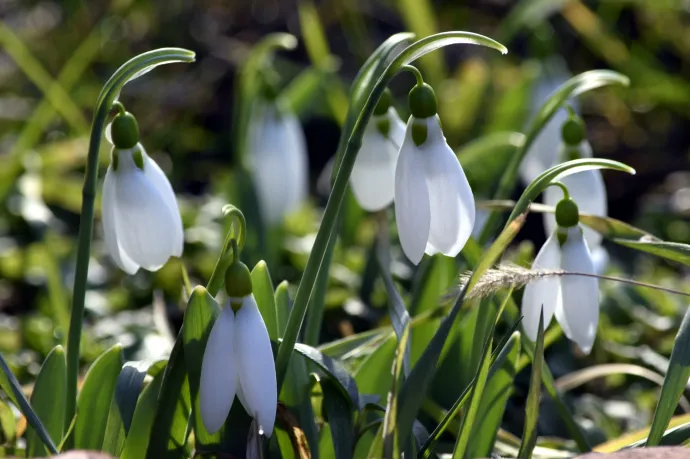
199,290,277,437
519,62,576,185
102,111,183,275
248,101,308,225
350,106,406,211
522,215,599,354
394,114,475,265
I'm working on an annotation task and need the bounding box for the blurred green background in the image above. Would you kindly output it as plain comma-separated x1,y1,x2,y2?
1,0,690,447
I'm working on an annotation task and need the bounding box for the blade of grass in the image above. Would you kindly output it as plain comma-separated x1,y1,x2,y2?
646,307,690,446
518,311,544,459
383,324,411,458
26,346,65,457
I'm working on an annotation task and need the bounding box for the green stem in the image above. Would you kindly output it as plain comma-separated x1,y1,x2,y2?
207,206,246,296
64,48,195,435
546,181,570,200
400,64,424,86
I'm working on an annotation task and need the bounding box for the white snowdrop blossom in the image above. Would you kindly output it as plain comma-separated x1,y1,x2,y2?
522,224,599,354
350,106,406,211
394,114,475,265
248,102,308,225
199,294,277,437
102,111,183,275
519,61,575,185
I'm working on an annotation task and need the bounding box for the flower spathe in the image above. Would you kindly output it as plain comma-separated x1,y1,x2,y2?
394,115,475,265
522,226,599,354
199,294,277,437
102,144,183,274
248,101,308,225
350,107,406,211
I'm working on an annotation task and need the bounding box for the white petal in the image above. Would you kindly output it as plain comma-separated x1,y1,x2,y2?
349,108,405,212
102,165,139,274
590,245,609,275
521,232,561,341
421,116,475,257
141,149,184,257
111,148,179,270
543,159,606,247
249,104,308,225
559,226,599,354
235,295,277,437
199,306,238,434
394,117,431,265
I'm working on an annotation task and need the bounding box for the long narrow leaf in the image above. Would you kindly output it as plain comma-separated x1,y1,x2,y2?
26,346,65,457
518,311,545,459
646,307,690,446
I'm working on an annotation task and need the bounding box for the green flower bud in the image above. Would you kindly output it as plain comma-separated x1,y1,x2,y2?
111,111,140,149
555,197,579,228
408,83,437,119
561,113,586,146
374,89,393,116
224,260,253,309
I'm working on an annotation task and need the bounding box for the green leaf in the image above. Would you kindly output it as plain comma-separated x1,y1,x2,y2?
275,31,506,394
26,345,65,457
293,343,359,409
647,307,690,446
251,261,278,341
103,360,163,457
468,330,521,458
480,69,631,243
383,324,411,459
73,344,123,450
353,335,397,403
120,370,166,459
146,335,192,459
0,352,56,454
518,312,544,459
321,379,355,459
181,286,221,448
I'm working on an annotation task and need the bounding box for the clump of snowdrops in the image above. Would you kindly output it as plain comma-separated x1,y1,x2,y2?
3,29,690,459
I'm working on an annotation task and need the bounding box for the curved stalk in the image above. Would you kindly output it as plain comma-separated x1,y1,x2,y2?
64,48,195,434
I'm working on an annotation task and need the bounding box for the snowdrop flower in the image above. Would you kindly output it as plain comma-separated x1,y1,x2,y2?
350,89,406,211
394,82,475,265
199,260,277,437
519,62,575,185
543,112,607,249
248,99,308,225
522,196,599,354
102,110,183,275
